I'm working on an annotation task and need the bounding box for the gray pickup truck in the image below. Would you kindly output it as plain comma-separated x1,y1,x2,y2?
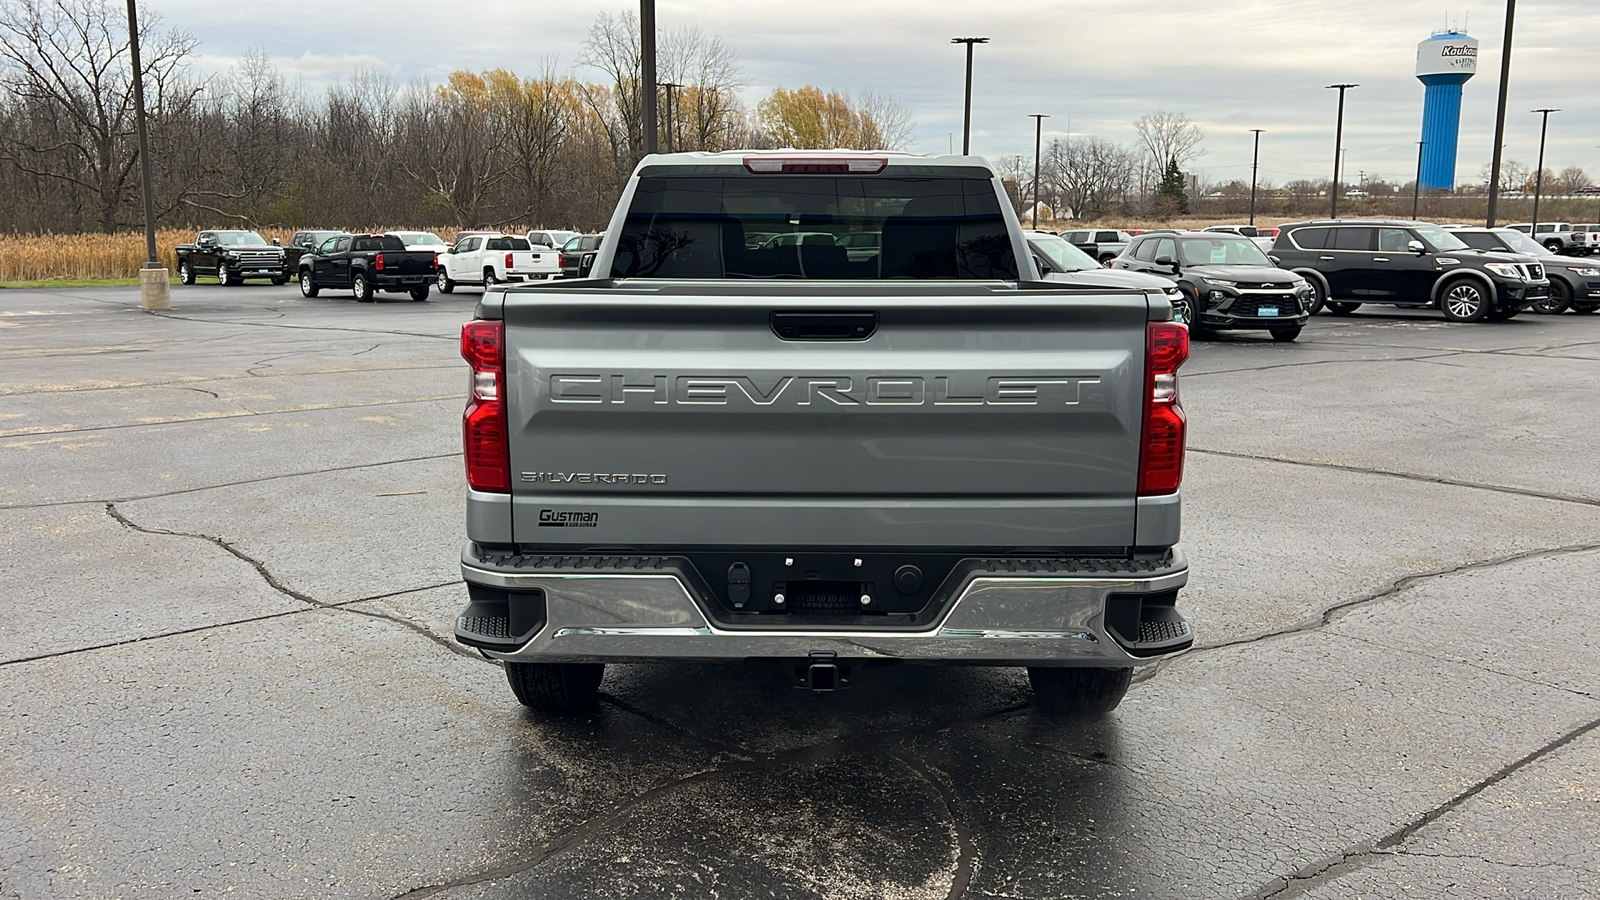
453,151,1193,717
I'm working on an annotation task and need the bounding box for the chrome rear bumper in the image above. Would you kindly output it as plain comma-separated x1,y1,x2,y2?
457,548,1191,666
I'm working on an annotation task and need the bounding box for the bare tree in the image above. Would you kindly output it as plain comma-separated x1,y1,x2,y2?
1133,110,1205,172
0,0,199,231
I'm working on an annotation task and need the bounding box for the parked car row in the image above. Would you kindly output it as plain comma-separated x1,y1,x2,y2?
174,227,604,301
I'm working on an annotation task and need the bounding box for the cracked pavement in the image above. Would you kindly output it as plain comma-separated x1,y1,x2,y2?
2,285,1599,899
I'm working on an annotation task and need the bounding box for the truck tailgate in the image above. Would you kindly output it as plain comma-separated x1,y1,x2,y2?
387,251,436,276
510,250,559,276
502,284,1151,550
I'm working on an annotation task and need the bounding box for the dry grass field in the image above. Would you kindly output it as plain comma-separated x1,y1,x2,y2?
0,228,457,283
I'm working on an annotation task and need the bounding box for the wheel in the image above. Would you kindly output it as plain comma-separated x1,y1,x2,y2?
1572,303,1598,315
1099,255,1116,267
409,284,430,302
1544,240,1563,253
1439,278,1489,322
299,269,319,298
352,271,374,302
505,662,604,712
1169,288,1197,327
1533,279,1572,315
483,267,500,286
1304,278,1327,315
270,275,287,285
1325,301,1360,315
178,260,194,285
1488,306,1521,321
1269,324,1303,342
217,264,233,287
437,269,455,293
1028,666,1133,718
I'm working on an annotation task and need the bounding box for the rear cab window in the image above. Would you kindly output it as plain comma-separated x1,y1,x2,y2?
610,168,1017,280
352,236,406,252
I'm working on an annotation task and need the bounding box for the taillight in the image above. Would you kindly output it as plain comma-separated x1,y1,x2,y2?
375,253,384,271
743,156,887,174
558,253,567,268
505,252,514,270
461,319,509,493
1138,321,1189,496
432,252,439,270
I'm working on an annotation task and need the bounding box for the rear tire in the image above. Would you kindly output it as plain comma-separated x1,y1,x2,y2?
352,271,374,302
483,267,500,286
270,275,287,286
1304,278,1327,315
178,260,194,285
299,270,319,298
1028,666,1133,718
437,269,455,294
1325,301,1360,315
1534,280,1572,314
505,662,604,712
1544,239,1563,253
1269,324,1303,342
409,284,430,301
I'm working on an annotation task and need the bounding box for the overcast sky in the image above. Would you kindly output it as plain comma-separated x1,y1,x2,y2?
159,0,1599,189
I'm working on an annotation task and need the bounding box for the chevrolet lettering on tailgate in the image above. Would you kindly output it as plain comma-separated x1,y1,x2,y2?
548,374,1104,407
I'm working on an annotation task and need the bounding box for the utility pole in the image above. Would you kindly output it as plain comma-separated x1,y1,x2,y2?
1485,0,1516,226
126,0,167,310
660,82,683,152
1413,141,1426,219
1530,108,1559,238
1030,114,1048,227
1327,83,1358,219
951,37,988,155
640,0,657,155
1248,129,1264,226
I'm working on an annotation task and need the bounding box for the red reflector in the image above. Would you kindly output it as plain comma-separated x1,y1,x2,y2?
460,320,509,493
1138,322,1190,496
743,156,888,175
375,253,384,271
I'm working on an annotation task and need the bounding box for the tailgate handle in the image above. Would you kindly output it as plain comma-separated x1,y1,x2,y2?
771,311,877,341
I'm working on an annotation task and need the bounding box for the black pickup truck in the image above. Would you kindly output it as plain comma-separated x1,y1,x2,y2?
175,230,289,286
297,234,438,301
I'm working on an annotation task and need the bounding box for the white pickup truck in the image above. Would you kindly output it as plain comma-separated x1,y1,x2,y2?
437,233,560,293
1509,222,1600,256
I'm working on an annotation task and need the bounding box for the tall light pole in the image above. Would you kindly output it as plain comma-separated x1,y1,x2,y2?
1030,114,1048,227
1412,140,1426,219
125,0,167,310
1485,0,1516,226
1248,128,1264,226
1530,108,1559,238
1327,83,1358,219
660,82,682,153
640,0,658,155
951,37,988,155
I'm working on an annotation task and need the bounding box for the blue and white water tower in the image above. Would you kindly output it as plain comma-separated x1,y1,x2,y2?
1416,31,1479,192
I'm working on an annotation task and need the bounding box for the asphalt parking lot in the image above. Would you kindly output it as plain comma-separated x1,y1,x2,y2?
3,283,1598,899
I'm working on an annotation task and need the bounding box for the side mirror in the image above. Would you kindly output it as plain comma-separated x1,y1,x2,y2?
1032,255,1055,275
1154,255,1178,271
1407,240,1426,255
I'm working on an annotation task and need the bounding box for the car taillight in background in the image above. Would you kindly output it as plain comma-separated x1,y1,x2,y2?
558,253,567,268
461,319,509,493
374,253,385,271
1138,321,1189,496
505,252,514,270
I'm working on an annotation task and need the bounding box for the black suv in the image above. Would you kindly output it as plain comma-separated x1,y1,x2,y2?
1113,231,1314,341
1447,227,1600,315
1270,219,1549,322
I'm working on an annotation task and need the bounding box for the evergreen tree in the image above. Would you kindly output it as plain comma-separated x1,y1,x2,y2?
1157,155,1189,215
